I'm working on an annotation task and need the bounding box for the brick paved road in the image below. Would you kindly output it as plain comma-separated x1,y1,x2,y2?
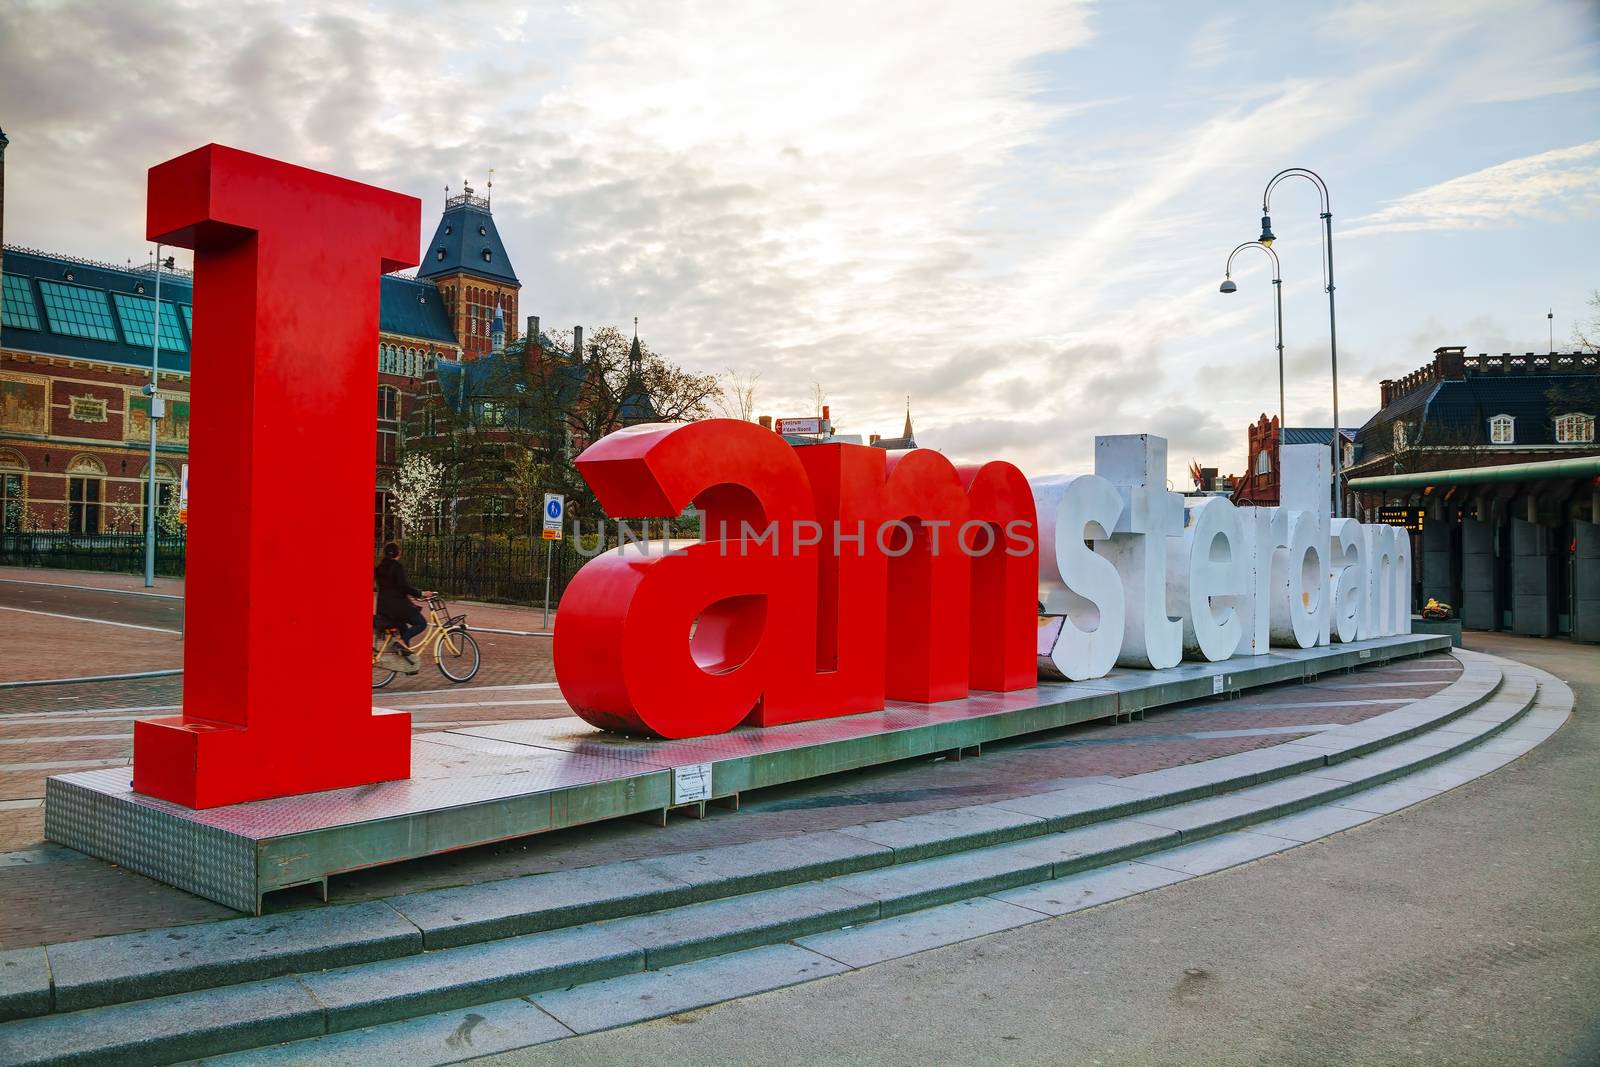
0,568,1462,950
0,633,1459,949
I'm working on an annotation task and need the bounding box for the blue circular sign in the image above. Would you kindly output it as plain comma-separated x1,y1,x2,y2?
546,498,563,519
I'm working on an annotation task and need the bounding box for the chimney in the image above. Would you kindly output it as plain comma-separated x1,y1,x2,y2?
1379,379,1394,408
821,404,830,425
1434,345,1466,380
572,324,584,363
526,314,539,342
869,432,881,445
758,415,773,431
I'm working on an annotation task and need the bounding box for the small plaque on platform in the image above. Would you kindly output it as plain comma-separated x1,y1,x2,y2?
674,763,712,804
1212,674,1225,695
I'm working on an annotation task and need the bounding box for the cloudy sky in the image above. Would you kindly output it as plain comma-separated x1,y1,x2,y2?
2,0,1597,482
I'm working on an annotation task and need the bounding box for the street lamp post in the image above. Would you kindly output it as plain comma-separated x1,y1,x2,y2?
1258,167,1342,517
142,247,170,588
1218,240,1285,429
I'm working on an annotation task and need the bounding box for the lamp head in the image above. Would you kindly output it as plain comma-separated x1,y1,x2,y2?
1219,278,1237,294
1258,215,1275,247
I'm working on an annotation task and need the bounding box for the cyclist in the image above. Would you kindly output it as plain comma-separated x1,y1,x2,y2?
375,542,435,663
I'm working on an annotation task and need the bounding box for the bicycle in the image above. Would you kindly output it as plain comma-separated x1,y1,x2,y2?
372,595,481,689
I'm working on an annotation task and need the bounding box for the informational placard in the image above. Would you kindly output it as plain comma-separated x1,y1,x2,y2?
673,763,712,805
1377,506,1424,531
178,462,189,526
774,417,827,436
542,493,564,541
1212,673,1225,695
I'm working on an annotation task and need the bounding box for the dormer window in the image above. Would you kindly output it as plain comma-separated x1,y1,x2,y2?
435,248,447,261
482,248,493,262
1488,414,1514,445
478,225,487,236
1555,412,1594,444
443,225,452,235
1393,422,1409,452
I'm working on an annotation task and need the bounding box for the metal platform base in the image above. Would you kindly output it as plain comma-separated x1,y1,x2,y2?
44,634,1447,913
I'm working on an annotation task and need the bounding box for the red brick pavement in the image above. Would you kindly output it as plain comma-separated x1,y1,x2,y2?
0,649,1461,949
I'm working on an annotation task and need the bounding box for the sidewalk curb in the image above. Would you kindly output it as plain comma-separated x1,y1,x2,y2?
0,654,1572,1067
0,669,182,691
5,652,1506,1018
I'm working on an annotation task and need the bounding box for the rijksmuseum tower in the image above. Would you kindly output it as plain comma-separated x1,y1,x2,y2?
0,128,523,538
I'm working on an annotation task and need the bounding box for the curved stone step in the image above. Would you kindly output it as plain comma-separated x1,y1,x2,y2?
1,654,1557,1066
0,652,1502,1031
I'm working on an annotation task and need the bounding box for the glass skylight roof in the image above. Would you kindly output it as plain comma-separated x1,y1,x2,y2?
112,293,190,353
1,275,40,331
38,280,119,342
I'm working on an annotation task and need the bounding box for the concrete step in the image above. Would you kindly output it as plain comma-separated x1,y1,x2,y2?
0,652,1504,1032
206,658,1570,1067
2,655,1558,1067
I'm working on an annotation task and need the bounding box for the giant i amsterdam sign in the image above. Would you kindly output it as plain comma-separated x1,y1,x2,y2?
130,147,1410,809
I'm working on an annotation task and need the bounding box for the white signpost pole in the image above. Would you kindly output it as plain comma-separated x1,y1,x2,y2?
542,493,564,629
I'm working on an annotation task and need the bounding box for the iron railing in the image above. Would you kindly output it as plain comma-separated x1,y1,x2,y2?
396,519,698,606
0,531,187,576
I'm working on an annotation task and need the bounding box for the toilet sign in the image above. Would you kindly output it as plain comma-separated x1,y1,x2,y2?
542,494,565,541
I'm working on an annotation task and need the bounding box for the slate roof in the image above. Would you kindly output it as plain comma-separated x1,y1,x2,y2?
434,333,586,420
1282,427,1357,447
1353,370,1600,459
1421,374,1595,446
619,332,655,423
1,247,195,373
380,274,456,343
415,194,519,287
2,248,461,372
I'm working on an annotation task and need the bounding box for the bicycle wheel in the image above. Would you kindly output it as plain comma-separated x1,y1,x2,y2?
372,645,397,689
436,629,480,683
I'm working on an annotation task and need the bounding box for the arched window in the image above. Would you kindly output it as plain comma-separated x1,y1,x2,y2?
1555,413,1594,444
143,460,179,533
377,386,400,465
0,448,26,532
66,455,106,534
1488,414,1514,445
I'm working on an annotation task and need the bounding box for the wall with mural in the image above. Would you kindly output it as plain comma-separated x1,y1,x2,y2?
0,374,49,436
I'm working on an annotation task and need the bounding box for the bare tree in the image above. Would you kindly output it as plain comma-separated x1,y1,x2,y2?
1573,289,1600,352
715,366,761,420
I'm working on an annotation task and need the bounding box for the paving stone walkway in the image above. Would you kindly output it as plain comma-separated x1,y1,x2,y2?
0,637,1459,950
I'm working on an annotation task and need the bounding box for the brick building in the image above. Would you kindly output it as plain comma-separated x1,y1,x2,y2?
1228,415,1355,508
0,136,547,539
1344,346,1598,498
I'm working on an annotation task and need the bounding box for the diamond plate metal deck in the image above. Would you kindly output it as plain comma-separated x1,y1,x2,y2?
43,634,1447,913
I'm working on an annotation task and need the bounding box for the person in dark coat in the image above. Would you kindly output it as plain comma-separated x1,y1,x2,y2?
375,541,433,658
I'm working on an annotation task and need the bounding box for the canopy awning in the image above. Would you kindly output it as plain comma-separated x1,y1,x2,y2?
1347,454,1600,491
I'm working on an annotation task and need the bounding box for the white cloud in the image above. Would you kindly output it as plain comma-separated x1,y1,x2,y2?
1345,140,1600,236
1,0,1595,488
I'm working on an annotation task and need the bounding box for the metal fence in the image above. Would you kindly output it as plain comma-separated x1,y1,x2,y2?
397,520,697,607
396,535,584,606
0,531,188,576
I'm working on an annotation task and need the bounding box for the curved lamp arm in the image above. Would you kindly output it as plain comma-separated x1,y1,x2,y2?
1224,240,1280,282
1258,165,1343,517
1220,241,1286,430
1262,167,1330,217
